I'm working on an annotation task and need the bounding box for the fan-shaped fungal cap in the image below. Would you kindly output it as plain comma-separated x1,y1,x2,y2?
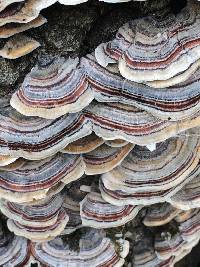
7,209,68,242
2,99,200,159
169,174,200,210
143,203,180,227
82,143,134,175
0,98,91,160
84,102,200,146
62,134,104,154
31,228,125,266
0,0,56,26
86,57,200,121
101,131,200,205
11,56,92,119
0,142,134,203
0,153,85,203
95,2,200,85
0,15,47,38
94,13,175,68
2,194,69,242
0,193,65,227
80,192,142,228
63,142,133,176
100,164,200,207
12,54,200,121
0,34,40,59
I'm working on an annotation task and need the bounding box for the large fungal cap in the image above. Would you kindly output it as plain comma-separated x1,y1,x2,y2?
84,102,200,146
7,208,68,242
169,174,200,210
0,0,56,26
31,228,125,266
0,152,85,203
12,54,200,121
0,34,40,59
0,15,47,38
85,56,200,122
81,143,134,175
143,203,181,227
2,99,200,159
0,193,65,227
95,2,200,85
80,192,142,228
11,56,93,119
0,98,91,160
2,194,69,241
99,164,200,207
94,15,175,68
0,143,133,203
100,131,200,206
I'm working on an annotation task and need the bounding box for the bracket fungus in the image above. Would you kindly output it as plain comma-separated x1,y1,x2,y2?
0,143,134,203
2,98,200,161
143,203,181,227
0,153,85,203
95,1,200,85
0,193,69,241
0,15,47,38
0,0,199,266
0,34,40,59
62,134,104,154
11,55,200,121
100,130,200,206
31,228,126,266
0,0,56,26
80,192,142,228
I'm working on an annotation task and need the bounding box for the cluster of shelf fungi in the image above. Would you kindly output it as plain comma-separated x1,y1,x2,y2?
0,0,200,266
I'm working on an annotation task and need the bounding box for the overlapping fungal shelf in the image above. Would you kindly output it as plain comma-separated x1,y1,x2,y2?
0,1,48,59
0,0,199,266
0,0,147,58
